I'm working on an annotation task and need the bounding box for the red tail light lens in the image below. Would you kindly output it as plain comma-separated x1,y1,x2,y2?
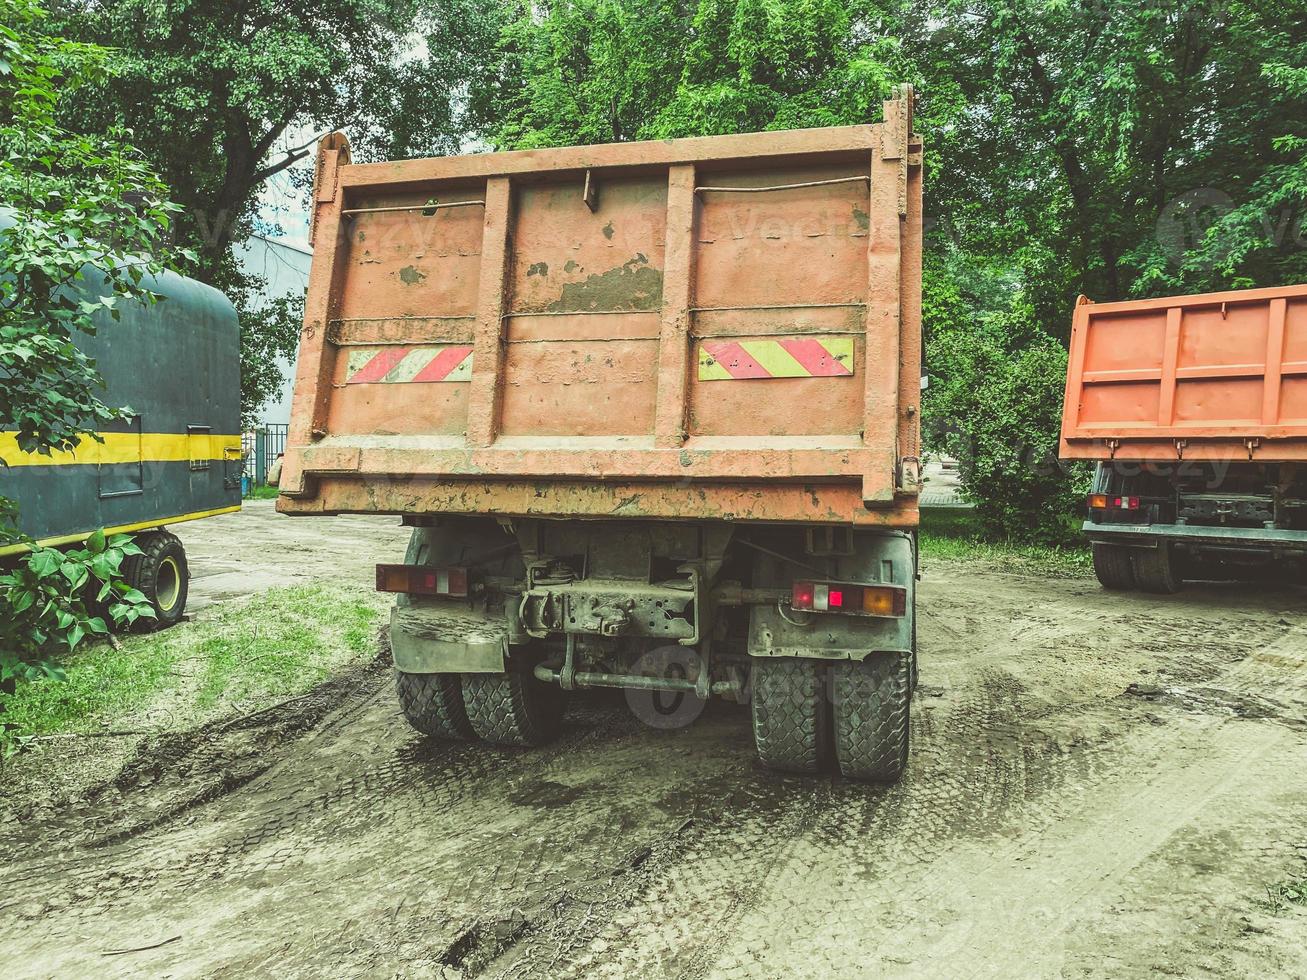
790,581,906,618
1088,494,1140,511
375,564,469,597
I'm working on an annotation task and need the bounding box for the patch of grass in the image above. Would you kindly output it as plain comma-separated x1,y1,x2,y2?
919,508,1093,578
1261,876,1307,914
244,485,282,500
0,584,387,746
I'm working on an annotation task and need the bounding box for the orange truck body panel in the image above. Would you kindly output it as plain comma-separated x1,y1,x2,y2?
278,90,923,526
1061,284,1307,463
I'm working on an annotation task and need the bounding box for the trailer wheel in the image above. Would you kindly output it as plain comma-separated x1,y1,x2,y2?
462,669,564,747
1134,542,1181,594
832,654,910,783
396,671,476,741
1092,543,1137,591
122,530,188,632
751,658,831,774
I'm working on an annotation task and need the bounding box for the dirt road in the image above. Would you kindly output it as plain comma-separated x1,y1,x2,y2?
171,500,410,612
3,508,1307,978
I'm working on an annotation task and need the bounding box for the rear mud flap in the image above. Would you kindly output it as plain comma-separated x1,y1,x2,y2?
390,603,510,674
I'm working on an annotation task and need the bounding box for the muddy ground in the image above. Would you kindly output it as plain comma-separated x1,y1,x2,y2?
3,504,1307,978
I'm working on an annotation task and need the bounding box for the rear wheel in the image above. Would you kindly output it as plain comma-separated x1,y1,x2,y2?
832,655,910,783
396,670,476,740
1134,542,1181,594
462,669,564,747
122,530,188,632
1092,543,1137,591
751,658,830,774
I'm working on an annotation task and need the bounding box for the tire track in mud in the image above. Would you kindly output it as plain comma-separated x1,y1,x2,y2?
5,692,641,921
482,666,1075,980
5,569,1306,979
480,578,1302,979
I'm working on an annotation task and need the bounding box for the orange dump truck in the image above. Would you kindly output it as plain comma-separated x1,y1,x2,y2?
278,87,922,780
1061,284,1307,592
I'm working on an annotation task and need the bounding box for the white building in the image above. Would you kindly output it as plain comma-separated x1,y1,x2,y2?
233,234,312,426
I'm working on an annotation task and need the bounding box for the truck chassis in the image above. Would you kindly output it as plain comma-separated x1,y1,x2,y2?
385,516,915,781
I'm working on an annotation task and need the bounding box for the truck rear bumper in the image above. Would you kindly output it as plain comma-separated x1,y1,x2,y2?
1084,520,1307,552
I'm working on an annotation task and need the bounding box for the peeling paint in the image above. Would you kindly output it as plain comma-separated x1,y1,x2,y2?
564,259,579,273
852,208,870,231
527,261,549,277
539,256,664,313
398,265,427,285
602,221,615,240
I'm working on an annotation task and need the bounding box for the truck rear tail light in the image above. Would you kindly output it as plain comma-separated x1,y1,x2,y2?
790,581,906,618
375,564,469,597
1088,494,1140,511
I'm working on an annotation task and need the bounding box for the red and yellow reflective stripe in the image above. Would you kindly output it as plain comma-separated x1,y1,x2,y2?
697,337,854,380
346,345,474,384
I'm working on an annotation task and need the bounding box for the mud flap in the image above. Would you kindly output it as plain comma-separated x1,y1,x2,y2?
390,602,510,674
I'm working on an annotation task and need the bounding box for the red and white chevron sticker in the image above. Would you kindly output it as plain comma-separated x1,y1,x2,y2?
345,345,473,384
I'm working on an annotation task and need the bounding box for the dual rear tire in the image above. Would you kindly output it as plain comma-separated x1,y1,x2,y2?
396,667,564,747
398,656,911,783
750,655,910,783
1092,542,1181,594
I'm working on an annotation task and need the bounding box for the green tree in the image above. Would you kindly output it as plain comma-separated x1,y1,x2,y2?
53,0,471,420
0,0,171,674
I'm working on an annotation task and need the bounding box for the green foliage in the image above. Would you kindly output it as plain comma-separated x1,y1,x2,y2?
0,0,183,675
54,0,470,420
450,0,912,147
0,531,155,687
0,0,185,458
924,282,1091,545
918,509,1091,578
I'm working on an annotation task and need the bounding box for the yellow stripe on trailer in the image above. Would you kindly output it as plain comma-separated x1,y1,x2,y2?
0,504,242,558
0,432,243,467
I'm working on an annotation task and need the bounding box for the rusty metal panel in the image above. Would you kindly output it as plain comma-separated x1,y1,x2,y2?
1061,285,1307,462
280,87,923,525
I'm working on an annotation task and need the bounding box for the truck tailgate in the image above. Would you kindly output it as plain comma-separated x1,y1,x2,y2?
279,89,921,525
1061,285,1307,462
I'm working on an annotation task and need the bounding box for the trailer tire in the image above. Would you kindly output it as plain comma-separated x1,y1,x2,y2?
395,671,476,741
121,530,188,632
462,669,564,747
751,658,831,774
1092,543,1137,591
832,654,910,783
1134,542,1181,594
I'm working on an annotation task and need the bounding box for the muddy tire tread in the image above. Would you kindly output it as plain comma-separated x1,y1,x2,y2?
1092,543,1136,591
395,670,476,740
462,670,563,747
833,655,910,783
751,658,830,774
1133,543,1181,594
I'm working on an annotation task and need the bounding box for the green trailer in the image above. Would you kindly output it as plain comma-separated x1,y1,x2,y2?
0,259,242,628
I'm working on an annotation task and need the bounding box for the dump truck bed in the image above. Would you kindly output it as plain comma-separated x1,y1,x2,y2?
279,90,922,525
1061,285,1307,462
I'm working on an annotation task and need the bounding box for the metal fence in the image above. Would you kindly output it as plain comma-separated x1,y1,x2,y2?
242,423,289,489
